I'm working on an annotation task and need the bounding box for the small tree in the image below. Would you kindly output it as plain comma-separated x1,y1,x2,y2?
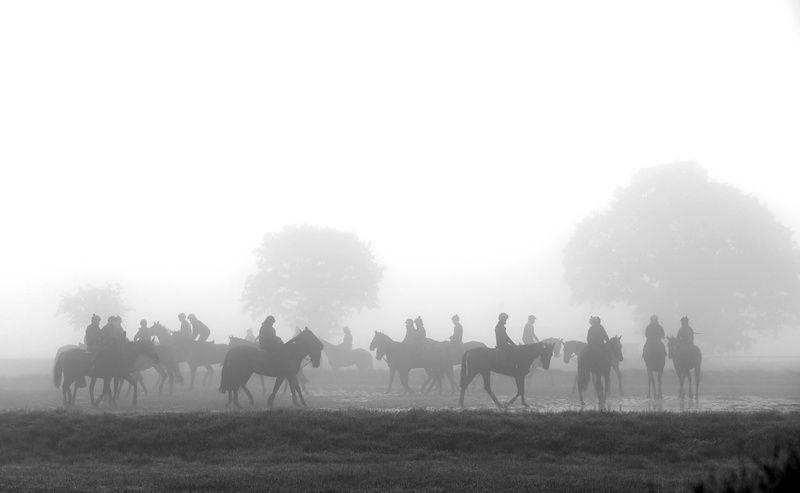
564,162,800,351
242,225,383,338
57,284,130,330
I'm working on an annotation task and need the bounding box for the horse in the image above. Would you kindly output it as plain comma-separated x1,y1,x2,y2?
643,339,666,399
321,340,373,371
667,336,701,399
526,337,563,387
565,339,624,396
576,336,623,408
53,347,91,406
369,332,454,394
89,339,161,407
459,342,554,408
420,340,486,394
219,327,323,409
150,322,228,390
230,336,309,395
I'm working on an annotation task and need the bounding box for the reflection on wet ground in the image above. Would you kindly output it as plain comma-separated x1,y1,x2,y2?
1,368,799,413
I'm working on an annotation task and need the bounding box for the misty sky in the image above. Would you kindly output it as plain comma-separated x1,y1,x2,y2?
2,1,800,358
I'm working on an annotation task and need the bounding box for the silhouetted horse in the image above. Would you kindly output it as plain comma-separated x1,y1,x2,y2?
420,340,486,394
151,322,228,390
89,339,160,407
459,342,554,408
369,332,454,394
566,339,624,396
577,336,623,408
643,339,666,399
321,340,373,371
667,336,701,399
219,328,323,409
526,338,563,387
53,347,90,406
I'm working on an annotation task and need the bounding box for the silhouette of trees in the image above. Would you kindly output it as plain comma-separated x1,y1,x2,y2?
57,284,130,330
564,162,800,351
242,225,383,338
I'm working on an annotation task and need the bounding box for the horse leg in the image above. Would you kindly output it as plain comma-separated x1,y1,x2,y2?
595,374,605,409
267,377,284,409
189,365,197,391
62,379,70,406
517,375,529,408
687,370,693,399
90,377,98,407
614,365,623,396
128,375,138,406
459,367,477,408
204,365,214,387
386,367,395,394
242,383,254,406
577,374,585,406
694,366,701,400
260,375,266,394
657,370,663,400
481,373,503,409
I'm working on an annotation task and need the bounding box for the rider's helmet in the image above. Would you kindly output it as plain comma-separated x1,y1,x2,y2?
650,315,658,322
405,318,414,326
414,316,424,327
140,319,147,327
498,312,509,321
451,314,459,322
528,315,536,322
343,326,351,333
680,316,689,324
178,313,186,320
589,316,601,325
188,313,196,320
91,314,101,323
265,315,276,325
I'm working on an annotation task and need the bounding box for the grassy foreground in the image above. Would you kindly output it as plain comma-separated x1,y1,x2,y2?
0,410,798,492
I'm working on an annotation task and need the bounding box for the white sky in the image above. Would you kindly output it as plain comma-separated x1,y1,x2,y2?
1,1,799,358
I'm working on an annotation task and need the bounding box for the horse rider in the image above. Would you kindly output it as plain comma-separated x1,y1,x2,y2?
84,314,102,352
188,313,211,343
450,314,463,345
414,316,427,344
133,319,150,342
100,316,125,343
522,315,539,344
586,316,609,347
402,319,416,344
677,316,695,347
495,313,516,351
258,315,284,356
643,314,665,358
175,313,192,341
245,328,256,343
339,326,353,351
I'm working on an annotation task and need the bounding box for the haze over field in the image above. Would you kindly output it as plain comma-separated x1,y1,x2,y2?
2,1,800,359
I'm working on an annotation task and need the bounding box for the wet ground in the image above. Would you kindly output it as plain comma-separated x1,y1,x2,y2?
1,366,798,414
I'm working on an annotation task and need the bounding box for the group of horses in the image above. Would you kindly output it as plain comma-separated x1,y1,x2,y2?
52,324,702,411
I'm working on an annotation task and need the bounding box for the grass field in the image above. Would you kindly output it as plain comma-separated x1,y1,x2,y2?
1,409,798,492
1,362,799,491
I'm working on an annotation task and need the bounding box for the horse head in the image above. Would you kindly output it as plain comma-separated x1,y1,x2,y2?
296,327,324,368
540,342,555,370
609,335,623,362
369,331,388,360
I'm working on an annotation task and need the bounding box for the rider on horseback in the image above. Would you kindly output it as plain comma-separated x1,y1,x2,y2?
414,317,427,345
175,313,192,342
100,316,126,344
133,319,150,342
643,314,665,358
258,315,283,356
84,314,102,352
522,315,539,344
450,314,463,344
495,313,515,350
402,319,416,344
586,316,609,347
188,313,211,343
677,316,694,347
339,326,353,351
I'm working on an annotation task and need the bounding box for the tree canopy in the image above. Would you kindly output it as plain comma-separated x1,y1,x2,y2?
242,225,383,338
56,284,130,330
564,162,800,351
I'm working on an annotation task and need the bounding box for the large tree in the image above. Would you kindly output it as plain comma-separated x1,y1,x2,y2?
564,162,800,351
57,284,130,330
242,225,383,338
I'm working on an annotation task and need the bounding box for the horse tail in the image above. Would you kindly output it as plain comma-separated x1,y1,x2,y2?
577,353,590,393
219,349,232,394
459,351,469,388
53,352,64,388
